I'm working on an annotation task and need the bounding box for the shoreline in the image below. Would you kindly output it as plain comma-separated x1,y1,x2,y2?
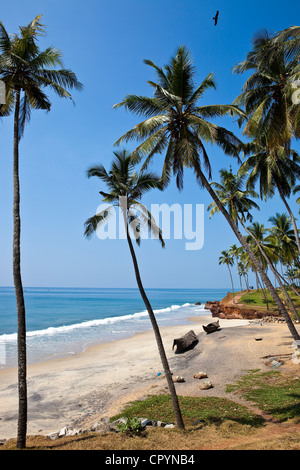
0,314,298,440
0,302,214,370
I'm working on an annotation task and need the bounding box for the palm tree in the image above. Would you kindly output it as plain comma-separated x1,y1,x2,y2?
274,26,300,54
274,25,300,131
207,168,271,304
246,222,278,308
0,16,82,448
246,222,278,269
239,142,300,254
219,251,236,302
207,168,260,225
229,244,243,291
233,30,300,252
268,213,298,280
84,150,185,430
208,169,299,318
233,29,299,148
113,46,300,342
237,260,251,298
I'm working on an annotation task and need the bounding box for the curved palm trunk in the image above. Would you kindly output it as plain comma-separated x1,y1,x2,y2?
238,216,300,321
258,275,270,310
244,274,251,302
238,273,243,292
122,211,185,430
276,269,300,298
277,183,300,254
196,166,300,341
13,88,27,449
227,266,235,303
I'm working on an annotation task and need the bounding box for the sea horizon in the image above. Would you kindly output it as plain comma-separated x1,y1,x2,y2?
0,286,229,369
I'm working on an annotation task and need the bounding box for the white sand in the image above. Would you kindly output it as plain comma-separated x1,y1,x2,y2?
0,315,298,440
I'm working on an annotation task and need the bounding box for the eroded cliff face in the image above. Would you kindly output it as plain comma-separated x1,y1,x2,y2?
204,295,282,320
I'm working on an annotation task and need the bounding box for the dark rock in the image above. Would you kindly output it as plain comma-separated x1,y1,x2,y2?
172,330,198,354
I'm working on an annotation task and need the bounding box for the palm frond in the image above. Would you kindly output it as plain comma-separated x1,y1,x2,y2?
113,95,166,116
84,206,114,239
186,72,216,109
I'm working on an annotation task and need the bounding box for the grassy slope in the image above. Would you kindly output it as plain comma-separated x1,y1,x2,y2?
232,287,300,319
2,371,300,450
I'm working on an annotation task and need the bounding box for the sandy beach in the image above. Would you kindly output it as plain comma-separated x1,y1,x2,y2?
0,314,298,440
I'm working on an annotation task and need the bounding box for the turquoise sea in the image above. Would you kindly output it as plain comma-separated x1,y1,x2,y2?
0,287,228,368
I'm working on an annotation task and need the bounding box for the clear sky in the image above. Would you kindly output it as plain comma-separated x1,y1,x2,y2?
0,0,299,289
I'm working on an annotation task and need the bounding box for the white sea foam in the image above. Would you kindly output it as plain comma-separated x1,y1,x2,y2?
0,302,201,344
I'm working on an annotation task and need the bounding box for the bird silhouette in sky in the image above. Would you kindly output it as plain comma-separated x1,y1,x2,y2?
213,10,219,26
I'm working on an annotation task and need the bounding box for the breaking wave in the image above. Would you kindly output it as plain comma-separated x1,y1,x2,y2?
0,302,200,344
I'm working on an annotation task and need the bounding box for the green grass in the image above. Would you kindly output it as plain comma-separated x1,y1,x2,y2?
239,290,277,308
226,370,300,422
110,395,264,427
239,288,300,319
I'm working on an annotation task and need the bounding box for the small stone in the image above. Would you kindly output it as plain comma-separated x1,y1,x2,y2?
92,420,117,433
112,417,128,426
164,424,175,429
80,428,87,434
58,426,69,437
152,420,166,427
193,372,208,379
139,418,152,426
100,416,110,424
46,432,60,440
172,376,185,382
199,380,213,390
66,428,80,436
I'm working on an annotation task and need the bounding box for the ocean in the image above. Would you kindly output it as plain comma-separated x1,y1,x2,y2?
0,287,227,369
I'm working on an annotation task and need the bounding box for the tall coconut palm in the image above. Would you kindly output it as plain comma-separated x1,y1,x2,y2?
84,150,185,430
268,213,300,310
219,251,236,301
238,260,250,296
233,29,300,252
0,16,82,448
274,26,300,97
268,213,298,269
113,46,300,342
207,168,260,224
229,244,243,291
208,169,299,319
233,29,299,148
245,222,278,308
208,169,271,305
239,142,300,254
246,222,278,269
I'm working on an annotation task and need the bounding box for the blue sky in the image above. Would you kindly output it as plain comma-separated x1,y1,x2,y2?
0,0,299,289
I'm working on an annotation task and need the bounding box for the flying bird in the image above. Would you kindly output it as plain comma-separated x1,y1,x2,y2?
213,10,219,26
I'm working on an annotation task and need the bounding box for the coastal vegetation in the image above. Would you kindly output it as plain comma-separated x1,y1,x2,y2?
110,394,264,427
209,168,300,319
2,370,300,450
0,16,82,449
226,369,300,422
113,40,300,342
84,150,185,429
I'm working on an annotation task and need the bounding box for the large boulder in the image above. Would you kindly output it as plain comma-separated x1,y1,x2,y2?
172,330,198,354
